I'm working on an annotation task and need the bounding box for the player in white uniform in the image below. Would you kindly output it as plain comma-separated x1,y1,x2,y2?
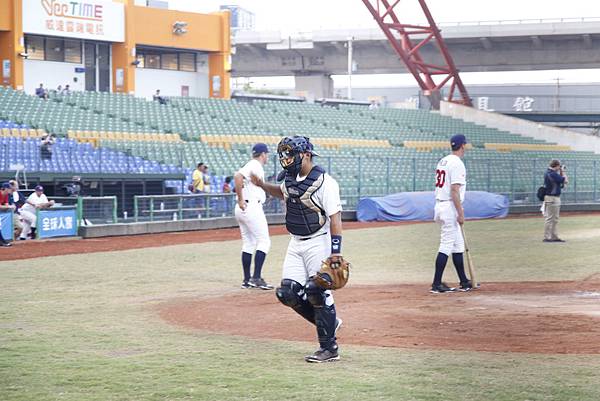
19,185,54,240
252,136,344,363
431,134,473,293
234,143,273,290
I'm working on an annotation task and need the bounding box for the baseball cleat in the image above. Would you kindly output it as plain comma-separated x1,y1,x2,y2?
241,281,252,289
305,348,339,363
430,283,456,294
458,281,472,292
249,277,274,290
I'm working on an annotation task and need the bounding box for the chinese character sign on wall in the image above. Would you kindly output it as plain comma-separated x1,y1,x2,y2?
22,0,125,42
37,208,78,239
512,96,535,112
476,97,494,112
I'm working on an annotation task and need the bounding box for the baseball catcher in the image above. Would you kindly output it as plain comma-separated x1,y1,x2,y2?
252,135,348,363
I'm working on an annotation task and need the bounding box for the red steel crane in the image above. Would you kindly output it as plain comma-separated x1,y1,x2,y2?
361,0,472,107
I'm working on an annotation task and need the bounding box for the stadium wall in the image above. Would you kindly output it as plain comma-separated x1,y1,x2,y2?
0,0,11,30
0,0,24,88
0,0,230,98
112,2,230,98
135,66,209,99
23,59,86,94
440,101,600,154
79,211,358,238
76,206,600,239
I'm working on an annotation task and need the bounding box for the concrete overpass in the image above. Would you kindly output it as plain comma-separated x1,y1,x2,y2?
232,18,600,97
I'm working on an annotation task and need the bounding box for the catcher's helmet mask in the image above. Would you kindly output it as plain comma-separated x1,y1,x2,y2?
277,136,318,178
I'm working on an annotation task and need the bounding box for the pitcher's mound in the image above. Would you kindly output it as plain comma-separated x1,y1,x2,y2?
158,282,600,354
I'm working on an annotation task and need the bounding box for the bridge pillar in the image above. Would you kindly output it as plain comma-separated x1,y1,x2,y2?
294,73,333,99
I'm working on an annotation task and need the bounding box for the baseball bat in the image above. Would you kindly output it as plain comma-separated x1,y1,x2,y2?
460,224,478,288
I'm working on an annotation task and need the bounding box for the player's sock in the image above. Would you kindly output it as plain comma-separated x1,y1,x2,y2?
252,250,266,279
433,252,448,285
241,252,252,282
452,253,469,283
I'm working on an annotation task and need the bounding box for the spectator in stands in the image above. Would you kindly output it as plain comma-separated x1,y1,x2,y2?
56,85,63,93
0,182,16,246
192,163,206,193
369,100,380,110
222,176,232,193
543,159,568,243
19,185,55,241
62,84,71,95
8,180,24,239
153,89,167,105
40,133,56,160
36,83,48,100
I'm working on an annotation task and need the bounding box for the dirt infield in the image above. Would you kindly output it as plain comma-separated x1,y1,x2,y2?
2,221,407,261
158,281,600,354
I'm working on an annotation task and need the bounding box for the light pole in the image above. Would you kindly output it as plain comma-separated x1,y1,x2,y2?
347,36,353,99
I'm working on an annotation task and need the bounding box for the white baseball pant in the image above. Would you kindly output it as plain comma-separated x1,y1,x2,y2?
19,209,37,239
234,202,271,254
282,232,334,306
434,201,465,256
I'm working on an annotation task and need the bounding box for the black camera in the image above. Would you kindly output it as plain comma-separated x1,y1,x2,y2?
62,176,83,197
62,183,81,197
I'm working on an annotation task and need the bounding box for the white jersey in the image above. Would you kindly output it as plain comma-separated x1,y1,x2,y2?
237,159,266,203
22,193,49,214
435,154,466,202
280,172,342,238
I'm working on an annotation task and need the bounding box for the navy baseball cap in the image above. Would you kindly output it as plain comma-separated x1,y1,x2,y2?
252,143,269,155
450,134,467,150
35,185,44,191
1,182,10,189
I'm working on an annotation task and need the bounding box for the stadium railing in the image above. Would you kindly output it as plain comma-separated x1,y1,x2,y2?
133,193,285,222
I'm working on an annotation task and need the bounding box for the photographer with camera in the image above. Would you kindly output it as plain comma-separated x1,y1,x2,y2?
63,176,83,197
40,133,56,161
542,159,568,243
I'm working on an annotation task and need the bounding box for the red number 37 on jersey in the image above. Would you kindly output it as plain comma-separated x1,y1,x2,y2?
435,169,446,188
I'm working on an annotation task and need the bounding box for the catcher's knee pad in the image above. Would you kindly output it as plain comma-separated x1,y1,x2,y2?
305,279,326,308
276,279,304,308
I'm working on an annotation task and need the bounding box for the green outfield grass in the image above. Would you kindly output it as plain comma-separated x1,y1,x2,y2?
2,215,600,401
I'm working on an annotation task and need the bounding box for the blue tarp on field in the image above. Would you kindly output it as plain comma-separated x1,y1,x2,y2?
356,191,509,222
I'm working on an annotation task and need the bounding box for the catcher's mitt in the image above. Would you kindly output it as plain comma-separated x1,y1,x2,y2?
313,255,350,290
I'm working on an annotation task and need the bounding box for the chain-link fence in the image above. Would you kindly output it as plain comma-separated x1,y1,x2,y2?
49,196,118,224
163,155,600,212
322,156,600,207
32,154,600,224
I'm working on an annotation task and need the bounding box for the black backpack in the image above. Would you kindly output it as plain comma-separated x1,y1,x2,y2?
536,186,547,201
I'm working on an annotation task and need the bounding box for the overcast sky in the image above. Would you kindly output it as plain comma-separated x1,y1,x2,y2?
167,0,600,87
171,0,597,31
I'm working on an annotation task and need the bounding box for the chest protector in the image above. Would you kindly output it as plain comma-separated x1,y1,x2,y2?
284,166,327,236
